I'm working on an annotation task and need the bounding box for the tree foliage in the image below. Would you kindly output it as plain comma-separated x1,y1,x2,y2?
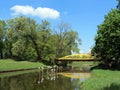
0,20,6,59
0,16,81,63
54,22,81,58
92,9,120,68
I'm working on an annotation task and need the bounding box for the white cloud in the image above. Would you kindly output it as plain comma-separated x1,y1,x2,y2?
35,7,59,19
11,5,35,15
11,5,60,19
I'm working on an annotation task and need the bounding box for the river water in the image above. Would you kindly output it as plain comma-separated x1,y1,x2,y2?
0,66,91,90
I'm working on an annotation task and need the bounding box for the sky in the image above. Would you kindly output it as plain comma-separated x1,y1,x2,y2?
0,0,118,53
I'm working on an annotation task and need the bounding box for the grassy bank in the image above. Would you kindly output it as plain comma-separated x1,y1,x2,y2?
0,59,46,71
81,69,120,90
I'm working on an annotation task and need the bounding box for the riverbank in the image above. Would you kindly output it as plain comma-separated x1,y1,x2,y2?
0,59,46,73
81,69,120,90
68,62,120,90
1,59,120,90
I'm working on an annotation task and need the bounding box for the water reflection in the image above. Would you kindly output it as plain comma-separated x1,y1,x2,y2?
37,66,58,84
38,67,44,83
0,73,76,90
0,66,90,90
59,73,91,79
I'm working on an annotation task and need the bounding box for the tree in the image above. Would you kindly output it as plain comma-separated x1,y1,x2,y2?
92,9,120,68
1,16,81,63
22,17,41,61
64,30,81,54
36,20,53,60
5,16,37,61
0,20,6,59
54,22,81,58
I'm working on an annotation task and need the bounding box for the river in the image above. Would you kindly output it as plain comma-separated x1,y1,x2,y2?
0,66,91,90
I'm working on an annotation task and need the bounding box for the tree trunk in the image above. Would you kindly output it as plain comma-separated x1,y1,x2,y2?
33,40,41,61
29,36,42,61
0,51,3,59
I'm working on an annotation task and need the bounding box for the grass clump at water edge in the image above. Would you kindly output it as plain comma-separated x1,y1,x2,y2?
81,69,120,90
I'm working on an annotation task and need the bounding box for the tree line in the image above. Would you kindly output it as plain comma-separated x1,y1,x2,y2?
92,0,120,68
0,16,81,62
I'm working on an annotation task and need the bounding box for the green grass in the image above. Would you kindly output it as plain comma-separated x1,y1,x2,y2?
81,69,120,90
0,59,46,71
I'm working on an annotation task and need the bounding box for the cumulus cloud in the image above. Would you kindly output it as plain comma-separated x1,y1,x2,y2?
11,5,60,19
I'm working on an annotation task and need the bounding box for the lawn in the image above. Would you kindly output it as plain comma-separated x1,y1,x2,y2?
81,69,120,90
0,59,46,72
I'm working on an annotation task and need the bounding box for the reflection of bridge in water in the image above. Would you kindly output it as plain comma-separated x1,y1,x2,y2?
37,65,91,84
59,72,91,79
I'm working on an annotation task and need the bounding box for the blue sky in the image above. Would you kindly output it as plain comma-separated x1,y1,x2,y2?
0,0,118,53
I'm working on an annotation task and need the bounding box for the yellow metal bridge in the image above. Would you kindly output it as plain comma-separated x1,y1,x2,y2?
55,54,95,62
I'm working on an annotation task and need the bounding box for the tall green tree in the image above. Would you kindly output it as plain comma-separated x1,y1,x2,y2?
54,22,81,58
93,9,120,68
5,17,37,61
22,17,40,61
36,20,53,60
0,20,6,59
5,17,54,61
1,16,81,63
64,30,81,54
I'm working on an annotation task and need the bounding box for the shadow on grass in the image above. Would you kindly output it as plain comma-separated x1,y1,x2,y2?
102,83,120,90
